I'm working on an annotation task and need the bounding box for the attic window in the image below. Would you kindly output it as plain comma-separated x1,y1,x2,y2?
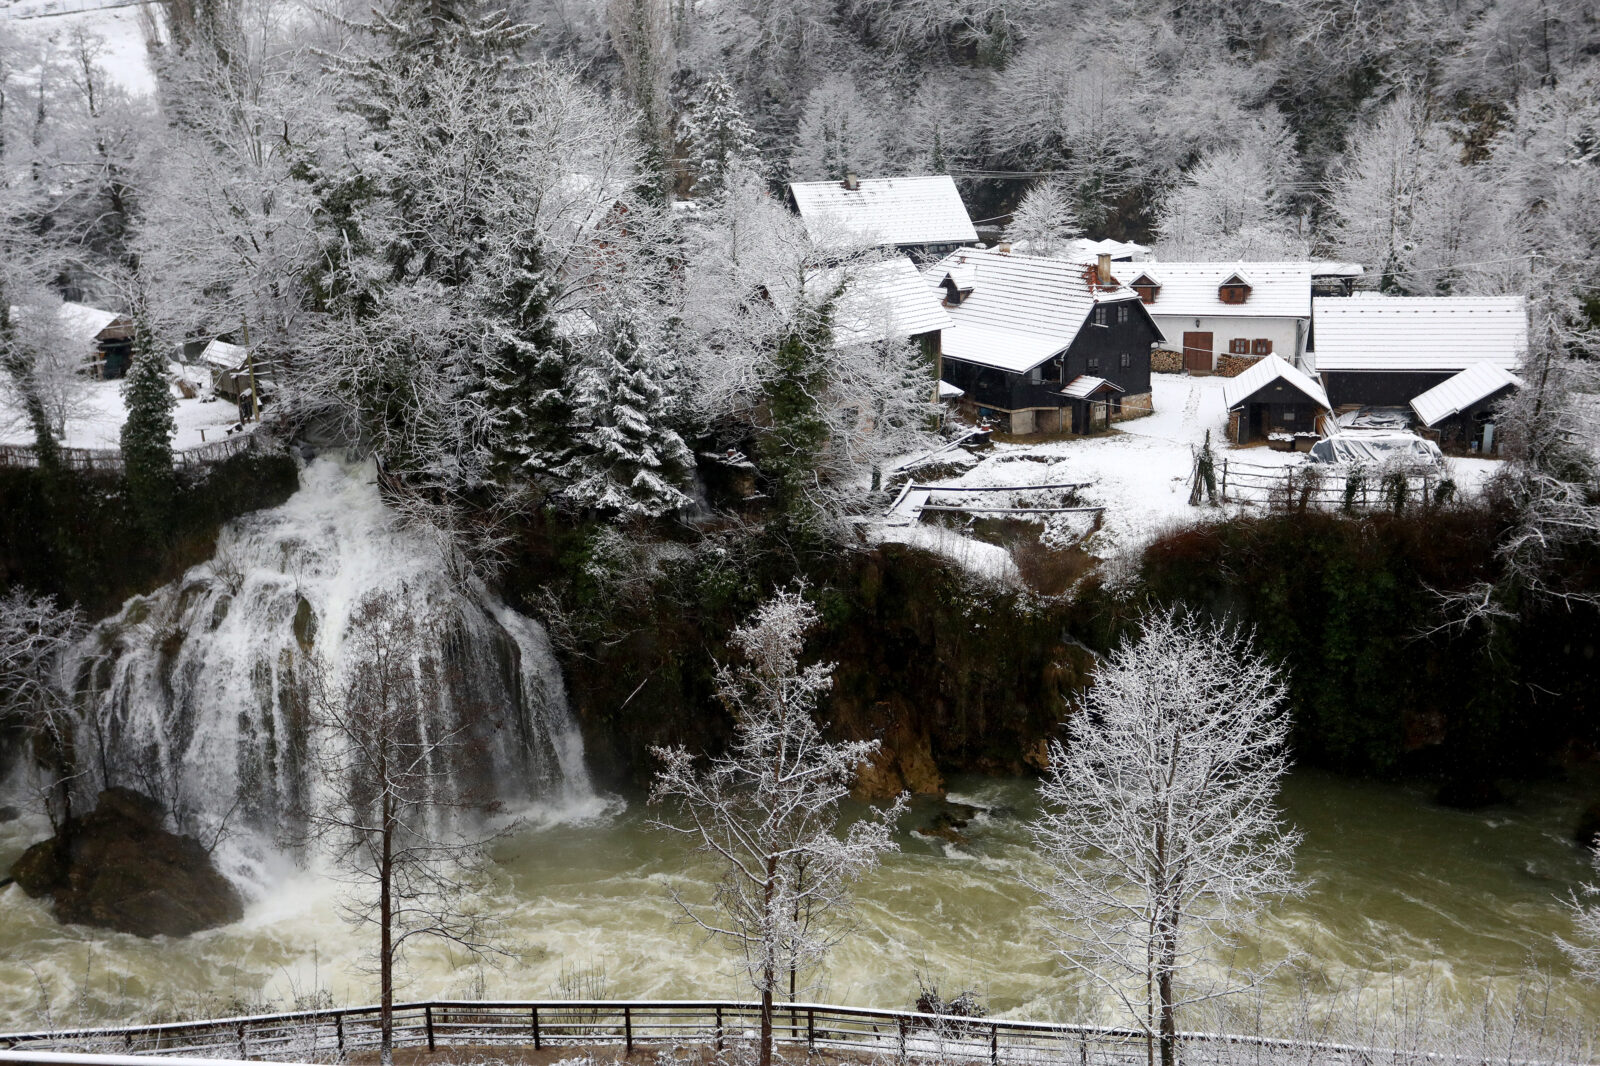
1131,276,1161,304
1219,274,1253,305
1093,306,1108,327
1116,305,1130,324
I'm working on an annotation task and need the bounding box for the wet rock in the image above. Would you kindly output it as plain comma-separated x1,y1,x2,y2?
8,787,243,938
914,802,981,845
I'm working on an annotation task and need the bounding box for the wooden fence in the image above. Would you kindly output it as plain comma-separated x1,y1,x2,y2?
0,433,264,473
0,1000,1587,1066
1200,460,1451,513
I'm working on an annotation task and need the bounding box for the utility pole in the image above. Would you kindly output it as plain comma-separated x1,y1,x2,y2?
241,314,259,422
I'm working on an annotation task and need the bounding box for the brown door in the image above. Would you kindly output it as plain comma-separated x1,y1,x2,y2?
1182,331,1213,373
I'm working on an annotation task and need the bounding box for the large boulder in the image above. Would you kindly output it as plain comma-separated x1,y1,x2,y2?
9,788,244,938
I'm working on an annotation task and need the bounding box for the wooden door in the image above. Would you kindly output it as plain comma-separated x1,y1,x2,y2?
1182,332,1213,373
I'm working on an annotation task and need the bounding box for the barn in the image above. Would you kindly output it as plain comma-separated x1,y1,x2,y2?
1311,295,1528,410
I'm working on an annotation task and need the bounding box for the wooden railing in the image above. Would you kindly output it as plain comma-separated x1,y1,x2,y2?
0,1000,1589,1066
0,433,264,473
1201,459,1450,513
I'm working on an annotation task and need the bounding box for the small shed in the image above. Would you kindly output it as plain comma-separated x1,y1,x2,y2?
58,303,136,379
1221,354,1331,445
1061,375,1123,434
1409,362,1523,454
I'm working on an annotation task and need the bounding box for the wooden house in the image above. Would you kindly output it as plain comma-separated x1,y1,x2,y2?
1310,295,1528,409
1220,355,1331,445
1124,262,1315,373
55,303,135,379
787,175,979,262
925,248,1163,435
1409,362,1523,454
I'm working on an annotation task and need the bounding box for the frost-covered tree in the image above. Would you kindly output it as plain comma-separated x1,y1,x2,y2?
1029,607,1302,1066
0,589,83,835
680,70,760,197
1561,844,1600,981
120,292,176,534
1006,177,1080,256
1156,143,1307,260
788,75,889,182
558,314,694,519
651,590,905,1066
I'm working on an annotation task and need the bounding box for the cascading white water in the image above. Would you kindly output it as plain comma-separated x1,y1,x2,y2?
56,456,592,888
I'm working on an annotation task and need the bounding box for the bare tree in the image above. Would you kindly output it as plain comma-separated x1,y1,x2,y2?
1028,607,1303,1066
299,588,505,1066
0,589,84,835
650,589,905,1066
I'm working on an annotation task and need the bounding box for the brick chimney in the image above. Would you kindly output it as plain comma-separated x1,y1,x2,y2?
843,172,859,191
997,241,1012,255
1097,253,1112,287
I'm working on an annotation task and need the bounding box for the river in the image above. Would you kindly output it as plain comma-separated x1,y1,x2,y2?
2,768,1598,1034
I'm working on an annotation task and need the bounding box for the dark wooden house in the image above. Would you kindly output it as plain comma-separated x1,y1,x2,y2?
927,248,1164,435
1221,355,1332,445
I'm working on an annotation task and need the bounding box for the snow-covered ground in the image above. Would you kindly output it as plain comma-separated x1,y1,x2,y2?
874,374,1505,586
2,3,156,97
0,376,254,451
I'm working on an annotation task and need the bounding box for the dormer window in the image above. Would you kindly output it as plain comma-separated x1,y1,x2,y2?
941,278,962,306
1218,272,1253,305
1131,273,1161,304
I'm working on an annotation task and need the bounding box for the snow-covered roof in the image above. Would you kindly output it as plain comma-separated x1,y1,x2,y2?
938,262,977,292
789,176,978,249
1059,238,1152,262
1309,261,1364,278
938,380,964,400
1222,354,1331,411
200,338,247,370
1061,375,1122,399
827,257,952,347
924,246,1144,373
1312,295,1528,373
57,301,130,343
1136,261,1314,319
1410,362,1524,426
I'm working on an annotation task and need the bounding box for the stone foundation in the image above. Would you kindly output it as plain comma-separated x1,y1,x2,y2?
1216,354,1264,378
1152,348,1184,373
1112,392,1154,422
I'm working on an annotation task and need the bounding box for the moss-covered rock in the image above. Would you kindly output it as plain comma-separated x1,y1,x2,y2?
9,788,243,938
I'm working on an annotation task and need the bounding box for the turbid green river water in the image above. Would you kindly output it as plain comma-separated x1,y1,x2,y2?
3,770,1599,1034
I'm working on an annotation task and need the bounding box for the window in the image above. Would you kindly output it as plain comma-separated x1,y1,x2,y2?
1093,306,1108,326
1088,356,1100,370
1283,408,1297,424
1119,352,1131,369
1117,305,1130,324
1132,277,1160,304
1229,338,1250,354
1029,365,1042,385
1252,338,1271,355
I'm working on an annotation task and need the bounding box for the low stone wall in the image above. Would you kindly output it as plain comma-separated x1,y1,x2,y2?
1113,392,1155,422
1152,348,1183,373
1216,354,1264,378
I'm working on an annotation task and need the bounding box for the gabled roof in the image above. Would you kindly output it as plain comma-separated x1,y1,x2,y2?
826,256,952,347
1062,375,1123,399
1222,354,1331,411
200,338,247,370
1410,362,1524,426
1312,295,1528,373
58,302,130,343
788,175,978,249
1136,261,1314,318
923,247,1144,374
1060,238,1152,262
1129,268,1162,286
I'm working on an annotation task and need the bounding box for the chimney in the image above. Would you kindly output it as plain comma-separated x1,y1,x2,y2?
843,172,859,191
997,241,1012,255
1097,253,1112,286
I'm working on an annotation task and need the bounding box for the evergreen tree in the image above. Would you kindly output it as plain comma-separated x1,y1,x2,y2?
759,289,835,541
120,296,176,534
476,241,573,483
681,71,760,197
558,315,693,519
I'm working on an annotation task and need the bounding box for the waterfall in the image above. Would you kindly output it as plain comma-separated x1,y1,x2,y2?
56,457,593,889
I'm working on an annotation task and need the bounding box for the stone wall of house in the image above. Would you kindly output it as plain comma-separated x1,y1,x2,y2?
1152,348,1184,373
1216,354,1264,378
1113,392,1155,422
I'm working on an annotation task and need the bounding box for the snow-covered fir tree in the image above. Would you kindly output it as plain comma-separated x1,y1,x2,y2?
120,295,176,531
558,315,694,520
680,71,760,197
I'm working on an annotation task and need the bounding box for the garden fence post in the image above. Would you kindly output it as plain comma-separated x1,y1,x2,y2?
426,1005,436,1052
808,1009,815,1051
532,1006,540,1050
625,1005,633,1053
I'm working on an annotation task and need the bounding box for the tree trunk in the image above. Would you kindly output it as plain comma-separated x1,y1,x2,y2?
1157,912,1177,1066
380,803,395,1066
760,985,773,1066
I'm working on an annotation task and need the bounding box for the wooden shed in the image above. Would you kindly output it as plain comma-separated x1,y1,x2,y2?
1409,362,1523,454
1221,354,1331,445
